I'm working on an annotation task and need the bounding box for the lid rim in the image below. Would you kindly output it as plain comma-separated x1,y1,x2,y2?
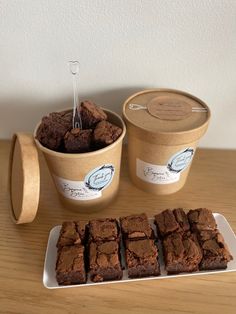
123,88,211,136
9,133,40,224
126,120,210,146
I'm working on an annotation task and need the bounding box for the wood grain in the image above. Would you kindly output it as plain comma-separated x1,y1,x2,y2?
1,140,236,314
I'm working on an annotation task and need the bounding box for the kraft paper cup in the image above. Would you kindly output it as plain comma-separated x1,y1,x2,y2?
123,89,211,195
34,108,126,212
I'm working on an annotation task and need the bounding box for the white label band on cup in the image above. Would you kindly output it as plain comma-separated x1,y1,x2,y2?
136,159,180,185
53,176,102,201
52,164,115,201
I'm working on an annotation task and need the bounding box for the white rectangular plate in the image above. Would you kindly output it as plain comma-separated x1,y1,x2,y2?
43,213,236,289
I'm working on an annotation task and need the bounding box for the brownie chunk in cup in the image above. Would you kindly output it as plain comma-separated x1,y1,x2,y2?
89,218,119,242
36,112,72,151
125,239,160,278
120,213,154,241
80,100,107,129
163,232,202,274
93,120,122,148
57,221,87,249
64,128,92,153
89,241,123,282
187,208,217,232
198,231,233,270
56,245,86,285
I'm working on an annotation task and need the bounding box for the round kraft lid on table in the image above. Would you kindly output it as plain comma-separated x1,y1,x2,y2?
9,133,40,224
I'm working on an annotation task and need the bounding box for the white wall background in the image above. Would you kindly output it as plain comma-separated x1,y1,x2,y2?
0,0,236,148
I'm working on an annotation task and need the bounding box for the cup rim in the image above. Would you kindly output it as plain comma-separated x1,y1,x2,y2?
34,108,126,158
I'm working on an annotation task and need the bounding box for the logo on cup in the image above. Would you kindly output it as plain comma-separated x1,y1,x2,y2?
167,148,194,173
85,164,115,191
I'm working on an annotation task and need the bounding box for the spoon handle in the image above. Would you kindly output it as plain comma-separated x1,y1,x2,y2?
69,61,82,129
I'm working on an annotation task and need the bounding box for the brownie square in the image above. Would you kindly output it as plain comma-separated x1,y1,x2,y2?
36,114,71,151
89,241,123,282
173,208,190,233
155,209,179,238
155,209,189,238
120,213,154,241
93,120,122,148
64,128,92,153
56,245,86,285
50,111,72,129
88,218,119,242
197,231,233,270
196,229,218,242
188,208,217,232
125,239,160,278
57,221,87,249
80,100,107,129
163,232,202,274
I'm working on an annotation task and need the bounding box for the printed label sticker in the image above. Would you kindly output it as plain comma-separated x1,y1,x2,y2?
136,159,180,185
53,164,115,201
53,176,102,201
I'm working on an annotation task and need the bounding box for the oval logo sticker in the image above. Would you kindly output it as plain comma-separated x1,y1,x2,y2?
167,148,194,173
85,164,115,191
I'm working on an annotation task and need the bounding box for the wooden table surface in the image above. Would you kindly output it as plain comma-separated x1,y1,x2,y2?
1,140,236,314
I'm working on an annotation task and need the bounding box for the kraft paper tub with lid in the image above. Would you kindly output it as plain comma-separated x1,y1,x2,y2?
9,108,126,224
122,89,211,195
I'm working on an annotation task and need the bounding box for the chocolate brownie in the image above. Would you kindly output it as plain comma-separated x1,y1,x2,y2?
173,208,190,233
188,208,217,232
80,100,107,128
125,239,160,278
197,231,233,270
64,128,92,153
155,209,189,238
155,210,179,238
120,213,154,241
57,221,88,249
93,120,122,148
56,245,86,285
89,241,122,282
36,111,72,151
196,229,218,242
163,232,202,274
50,111,73,129
88,218,119,242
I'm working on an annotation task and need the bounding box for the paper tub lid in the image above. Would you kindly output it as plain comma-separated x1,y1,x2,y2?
9,133,40,224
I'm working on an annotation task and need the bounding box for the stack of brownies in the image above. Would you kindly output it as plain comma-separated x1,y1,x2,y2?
120,213,160,278
36,100,122,153
88,218,123,282
55,208,233,285
155,208,203,274
56,221,87,285
155,208,232,274
188,208,233,270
